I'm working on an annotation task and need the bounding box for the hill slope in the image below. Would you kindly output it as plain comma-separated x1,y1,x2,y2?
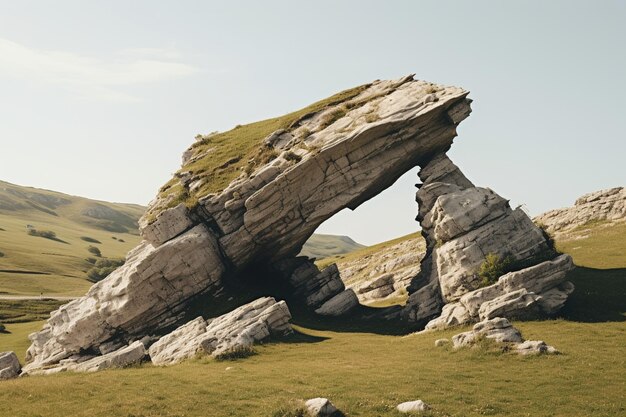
299,234,365,259
0,181,144,296
0,181,362,296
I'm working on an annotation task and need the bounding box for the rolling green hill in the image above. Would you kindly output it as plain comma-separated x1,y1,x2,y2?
0,180,144,296
0,181,364,297
299,233,365,259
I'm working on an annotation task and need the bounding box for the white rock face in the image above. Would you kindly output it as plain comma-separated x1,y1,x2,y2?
305,397,339,416
0,351,21,380
24,224,226,373
25,76,478,370
451,317,558,355
149,297,292,365
425,255,575,330
404,154,574,327
336,235,425,304
397,400,430,413
535,187,626,235
452,317,523,348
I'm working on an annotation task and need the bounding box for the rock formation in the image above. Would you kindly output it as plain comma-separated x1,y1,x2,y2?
23,75,574,373
534,187,625,236
402,154,574,328
447,317,558,355
0,351,21,379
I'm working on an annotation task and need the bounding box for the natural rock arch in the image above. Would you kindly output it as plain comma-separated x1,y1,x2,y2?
23,76,574,373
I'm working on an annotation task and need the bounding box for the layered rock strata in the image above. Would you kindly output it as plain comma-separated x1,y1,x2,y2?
534,187,625,235
26,76,472,372
449,317,558,355
402,155,574,327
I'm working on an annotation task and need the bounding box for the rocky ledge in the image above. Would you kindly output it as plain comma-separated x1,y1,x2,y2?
22,75,574,374
534,187,625,236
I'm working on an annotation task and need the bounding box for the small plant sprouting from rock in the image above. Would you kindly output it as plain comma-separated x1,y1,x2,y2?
318,105,348,130
364,112,379,123
283,151,302,163
297,127,311,139
478,253,512,287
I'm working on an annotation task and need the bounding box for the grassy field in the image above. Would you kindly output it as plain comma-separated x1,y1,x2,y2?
0,180,143,296
556,220,626,269
0,217,623,416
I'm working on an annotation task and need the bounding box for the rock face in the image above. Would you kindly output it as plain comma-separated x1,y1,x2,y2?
149,297,292,365
535,187,625,235
24,75,572,373
402,155,575,328
0,351,21,380
333,234,425,304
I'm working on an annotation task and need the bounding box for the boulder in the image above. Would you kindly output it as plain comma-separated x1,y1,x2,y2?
149,297,292,365
450,317,558,355
0,351,21,380
315,290,359,316
535,187,625,235
397,400,430,413
305,397,339,416
425,255,575,330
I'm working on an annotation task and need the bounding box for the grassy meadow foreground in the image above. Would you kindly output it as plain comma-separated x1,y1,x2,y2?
0,214,624,415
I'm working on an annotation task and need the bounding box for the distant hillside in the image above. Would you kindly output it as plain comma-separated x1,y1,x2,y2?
299,234,365,259
0,181,144,296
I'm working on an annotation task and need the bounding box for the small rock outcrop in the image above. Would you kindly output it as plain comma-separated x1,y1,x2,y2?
397,400,430,413
403,155,575,328
535,187,625,235
449,317,558,355
335,234,425,304
305,398,340,416
0,351,21,380
149,297,292,365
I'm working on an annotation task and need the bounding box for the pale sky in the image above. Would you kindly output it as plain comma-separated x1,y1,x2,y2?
1,1,624,245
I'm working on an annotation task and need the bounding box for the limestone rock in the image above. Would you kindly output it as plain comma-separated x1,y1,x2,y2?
535,187,626,235
24,224,226,373
452,317,522,348
0,351,21,380
397,400,430,413
450,317,558,355
515,340,558,355
149,297,292,365
425,255,575,330
148,316,208,365
27,76,475,370
404,153,574,326
72,341,146,372
305,397,339,416
315,290,359,316
337,235,425,304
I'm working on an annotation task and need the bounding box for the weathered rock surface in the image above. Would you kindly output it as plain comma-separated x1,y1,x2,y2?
535,187,625,235
451,317,557,355
397,400,430,413
24,74,569,372
425,254,575,330
315,290,359,316
305,397,339,416
334,234,425,304
0,351,21,380
403,155,575,327
149,297,292,365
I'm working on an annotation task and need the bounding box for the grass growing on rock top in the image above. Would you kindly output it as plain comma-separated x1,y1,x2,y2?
150,83,371,221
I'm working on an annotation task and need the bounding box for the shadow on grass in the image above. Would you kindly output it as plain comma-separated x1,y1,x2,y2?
560,266,626,322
